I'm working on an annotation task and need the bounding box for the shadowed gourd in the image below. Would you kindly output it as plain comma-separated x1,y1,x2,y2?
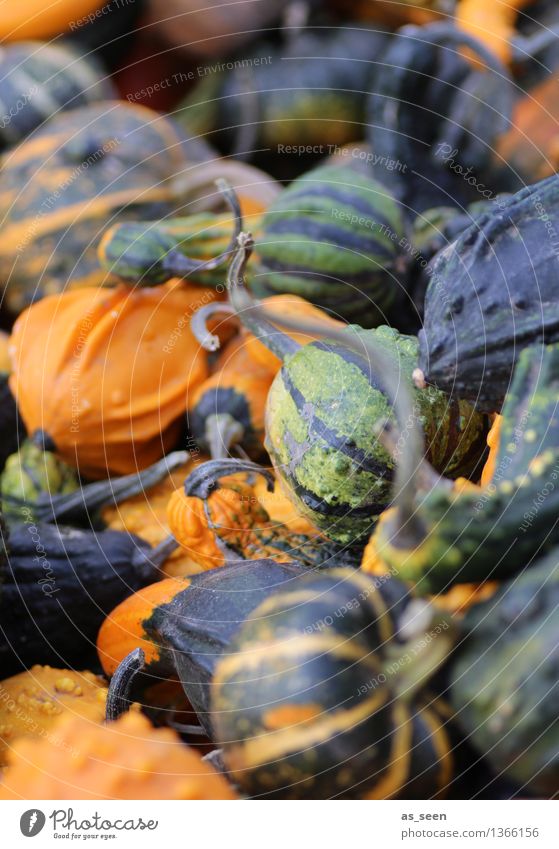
417,175,559,412
212,567,455,798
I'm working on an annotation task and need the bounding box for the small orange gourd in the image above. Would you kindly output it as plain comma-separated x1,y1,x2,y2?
0,711,237,799
0,666,107,767
188,334,274,460
9,282,220,477
455,0,534,66
101,458,206,579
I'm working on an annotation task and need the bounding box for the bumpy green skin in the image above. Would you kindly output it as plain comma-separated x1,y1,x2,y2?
252,164,408,326
1,440,78,522
385,342,559,593
99,213,236,288
266,325,488,545
212,568,451,799
451,550,559,796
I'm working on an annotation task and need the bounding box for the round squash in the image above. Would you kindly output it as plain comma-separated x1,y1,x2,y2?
212,567,454,798
1,438,78,522
0,665,107,767
0,101,189,314
0,710,237,799
0,41,114,150
252,163,409,326
9,283,218,477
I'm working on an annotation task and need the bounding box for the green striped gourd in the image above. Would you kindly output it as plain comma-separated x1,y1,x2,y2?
213,235,489,546
212,567,454,798
98,210,252,288
259,301,559,592
0,41,114,150
0,102,188,313
252,163,409,326
451,548,559,796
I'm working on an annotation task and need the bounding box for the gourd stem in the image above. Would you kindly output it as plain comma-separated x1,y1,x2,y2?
227,233,300,362
184,457,275,500
31,451,190,524
131,535,180,571
251,289,427,542
205,413,245,460
386,603,456,702
191,303,237,351
160,178,243,276
105,648,145,722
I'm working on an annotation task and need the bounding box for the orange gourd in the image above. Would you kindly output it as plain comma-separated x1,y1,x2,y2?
455,0,534,66
0,711,237,799
101,458,207,578
188,334,274,459
0,1,104,41
0,666,107,767
97,577,190,677
9,282,220,477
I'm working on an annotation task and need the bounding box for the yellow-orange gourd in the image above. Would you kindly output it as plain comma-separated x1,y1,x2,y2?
0,711,237,799
0,666,107,767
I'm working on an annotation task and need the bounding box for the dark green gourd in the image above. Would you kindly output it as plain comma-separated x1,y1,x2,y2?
177,25,391,153
252,163,409,327
367,23,514,212
0,41,114,150
370,339,559,593
209,234,488,546
212,567,454,798
0,522,159,676
100,560,310,732
418,174,559,412
451,549,559,796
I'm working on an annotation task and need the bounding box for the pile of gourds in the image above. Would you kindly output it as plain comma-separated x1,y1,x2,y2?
0,0,558,802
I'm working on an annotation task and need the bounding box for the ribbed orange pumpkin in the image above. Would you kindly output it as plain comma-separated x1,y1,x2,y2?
0,711,237,799
0,1,104,40
0,666,107,767
9,282,220,477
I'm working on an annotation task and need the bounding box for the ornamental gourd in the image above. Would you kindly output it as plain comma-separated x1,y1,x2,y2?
166,458,355,572
455,0,534,66
9,284,218,477
0,666,107,767
0,711,237,800
1,439,78,522
177,25,391,153
0,102,189,313
249,295,559,593
451,547,559,796
0,42,114,150
367,23,514,212
212,568,454,798
219,234,489,545
0,518,161,676
187,336,273,460
417,175,559,411
97,559,310,732
251,163,409,327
